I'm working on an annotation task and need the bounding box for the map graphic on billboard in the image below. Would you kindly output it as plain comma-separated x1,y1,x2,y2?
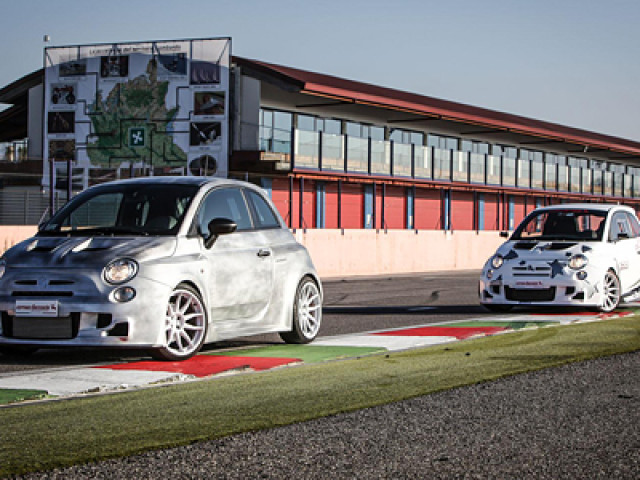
43,38,231,187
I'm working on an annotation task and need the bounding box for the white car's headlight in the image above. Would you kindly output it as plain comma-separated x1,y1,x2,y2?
491,254,504,269
568,254,588,270
0,259,5,279
104,258,138,284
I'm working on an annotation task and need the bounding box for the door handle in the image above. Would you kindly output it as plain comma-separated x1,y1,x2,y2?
257,249,271,258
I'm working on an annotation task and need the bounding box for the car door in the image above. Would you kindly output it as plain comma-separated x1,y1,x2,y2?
607,211,640,293
197,187,274,323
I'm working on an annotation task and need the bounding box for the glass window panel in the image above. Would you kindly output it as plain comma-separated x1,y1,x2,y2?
433,148,451,181
452,151,468,182
410,132,424,145
346,136,368,173
624,174,633,198
545,162,557,190
294,129,319,169
322,119,341,135
531,161,543,189
592,169,603,195
321,133,344,171
470,152,485,183
393,143,412,176
370,126,384,141
486,155,501,185
503,157,516,187
414,145,431,179
371,139,390,175
634,176,640,198
613,172,624,197
557,165,569,191
517,158,530,188
297,115,315,132
346,122,361,138
569,167,581,192
604,171,613,196
582,168,592,194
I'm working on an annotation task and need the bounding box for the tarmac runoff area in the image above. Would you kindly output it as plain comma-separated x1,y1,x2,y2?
0,310,633,404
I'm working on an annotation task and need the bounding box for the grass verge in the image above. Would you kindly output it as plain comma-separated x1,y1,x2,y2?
1,316,639,476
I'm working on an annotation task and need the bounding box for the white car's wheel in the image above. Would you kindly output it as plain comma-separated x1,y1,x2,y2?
280,277,322,344
599,270,621,313
151,284,207,361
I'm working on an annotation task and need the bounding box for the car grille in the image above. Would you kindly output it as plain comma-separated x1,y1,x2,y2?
1,312,80,339
511,265,552,278
9,277,77,297
505,286,556,302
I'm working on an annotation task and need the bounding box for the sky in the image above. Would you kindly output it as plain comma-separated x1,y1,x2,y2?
1,0,639,141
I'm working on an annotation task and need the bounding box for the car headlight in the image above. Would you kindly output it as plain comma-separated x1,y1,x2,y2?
104,258,138,284
0,259,5,279
568,254,588,270
491,254,504,269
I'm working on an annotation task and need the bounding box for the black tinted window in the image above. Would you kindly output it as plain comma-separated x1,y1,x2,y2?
246,190,280,229
198,188,253,233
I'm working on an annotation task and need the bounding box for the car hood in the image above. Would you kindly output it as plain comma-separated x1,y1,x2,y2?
2,235,178,268
494,240,594,261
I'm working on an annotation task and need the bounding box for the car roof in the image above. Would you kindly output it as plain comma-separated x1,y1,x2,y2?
85,176,257,191
532,203,634,214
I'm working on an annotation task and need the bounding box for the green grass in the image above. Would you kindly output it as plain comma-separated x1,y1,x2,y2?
210,345,385,363
0,388,49,405
1,316,639,476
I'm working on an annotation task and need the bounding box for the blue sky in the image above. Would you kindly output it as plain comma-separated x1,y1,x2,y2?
2,0,639,140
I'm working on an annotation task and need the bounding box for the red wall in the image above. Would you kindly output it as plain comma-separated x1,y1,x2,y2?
451,191,474,231
325,183,340,229
483,193,500,231
341,183,364,229
414,188,441,230
383,186,406,229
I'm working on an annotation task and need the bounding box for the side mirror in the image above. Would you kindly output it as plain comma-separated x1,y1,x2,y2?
204,217,237,249
499,231,509,238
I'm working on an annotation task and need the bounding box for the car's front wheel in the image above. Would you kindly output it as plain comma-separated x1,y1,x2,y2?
599,269,621,313
150,284,207,361
280,276,322,344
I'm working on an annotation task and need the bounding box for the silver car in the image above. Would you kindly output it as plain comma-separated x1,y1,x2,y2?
0,177,323,360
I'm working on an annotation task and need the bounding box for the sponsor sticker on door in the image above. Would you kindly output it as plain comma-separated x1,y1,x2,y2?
15,300,59,317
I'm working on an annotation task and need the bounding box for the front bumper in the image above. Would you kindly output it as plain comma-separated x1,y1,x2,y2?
479,266,602,308
0,267,172,348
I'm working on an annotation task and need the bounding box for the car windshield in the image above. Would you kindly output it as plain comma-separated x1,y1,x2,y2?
511,209,608,241
39,183,199,236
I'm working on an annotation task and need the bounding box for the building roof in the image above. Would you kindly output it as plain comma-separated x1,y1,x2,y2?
234,56,640,161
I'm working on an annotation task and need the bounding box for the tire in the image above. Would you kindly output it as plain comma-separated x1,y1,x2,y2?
482,304,514,313
0,346,38,357
280,277,322,344
599,270,621,313
150,284,207,361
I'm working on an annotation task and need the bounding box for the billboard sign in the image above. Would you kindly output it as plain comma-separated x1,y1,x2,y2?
43,38,231,188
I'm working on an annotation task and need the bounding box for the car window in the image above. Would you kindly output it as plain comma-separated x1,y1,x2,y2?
198,187,253,233
245,190,280,229
512,209,607,241
625,212,640,238
609,212,632,241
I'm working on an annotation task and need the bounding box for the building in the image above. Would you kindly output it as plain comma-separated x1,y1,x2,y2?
2,39,640,276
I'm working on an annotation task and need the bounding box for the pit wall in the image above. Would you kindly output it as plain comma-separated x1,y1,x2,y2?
293,229,503,278
0,226,37,255
0,226,503,278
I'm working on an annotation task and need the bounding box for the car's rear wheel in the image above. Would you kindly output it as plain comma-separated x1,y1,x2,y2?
280,276,322,344
150,284,207,361
599,270,621,313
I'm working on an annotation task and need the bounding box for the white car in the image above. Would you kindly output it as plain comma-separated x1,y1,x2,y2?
0,177,322,360
479,203,640,312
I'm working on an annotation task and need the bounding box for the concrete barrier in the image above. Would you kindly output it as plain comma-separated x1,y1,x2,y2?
0,226,504,278
294,229,504,278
